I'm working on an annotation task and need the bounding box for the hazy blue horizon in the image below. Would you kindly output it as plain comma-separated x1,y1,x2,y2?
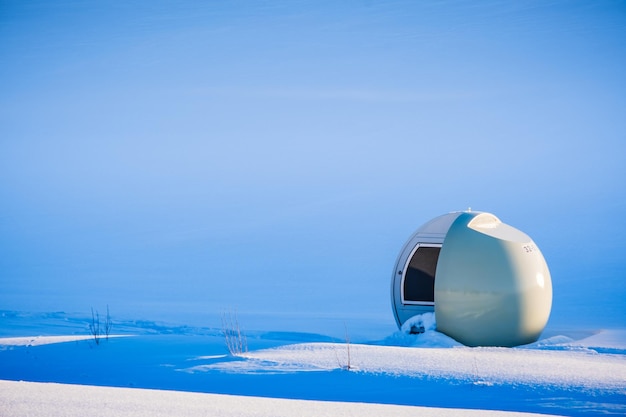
1,1,625,332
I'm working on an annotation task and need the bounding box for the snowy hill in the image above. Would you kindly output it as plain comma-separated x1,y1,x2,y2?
1,312,624,416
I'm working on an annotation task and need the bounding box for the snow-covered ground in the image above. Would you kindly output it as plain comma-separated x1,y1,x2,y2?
1,311,625,416
0,334,132,347
0,379,558,417
216,340,626,389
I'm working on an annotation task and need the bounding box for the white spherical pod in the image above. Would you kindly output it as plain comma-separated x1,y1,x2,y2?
435,212,552,346
391,211,552,347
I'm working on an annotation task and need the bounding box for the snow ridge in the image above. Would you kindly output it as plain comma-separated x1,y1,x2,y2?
194,342,626,390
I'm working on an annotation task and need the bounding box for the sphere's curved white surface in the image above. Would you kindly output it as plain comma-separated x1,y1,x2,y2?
434,212,552,347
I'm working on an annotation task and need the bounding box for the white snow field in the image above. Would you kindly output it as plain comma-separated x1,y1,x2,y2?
1,312,625,416
210,341,626,389
0,380,555,417
0,334,132,347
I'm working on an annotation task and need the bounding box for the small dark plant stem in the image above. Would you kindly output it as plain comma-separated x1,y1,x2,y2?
89,307,100,345
344,323,351,370
104,305,112,340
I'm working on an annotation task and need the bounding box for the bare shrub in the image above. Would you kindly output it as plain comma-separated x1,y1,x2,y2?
335,323,353,371
221,310,247,356
89,305,112,345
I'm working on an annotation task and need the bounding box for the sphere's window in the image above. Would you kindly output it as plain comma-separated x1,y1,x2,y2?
402,245,441,304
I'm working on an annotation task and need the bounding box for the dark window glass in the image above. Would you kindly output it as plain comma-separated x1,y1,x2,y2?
403,246,440,303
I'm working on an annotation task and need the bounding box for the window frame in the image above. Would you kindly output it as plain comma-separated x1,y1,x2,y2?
400,243,442,306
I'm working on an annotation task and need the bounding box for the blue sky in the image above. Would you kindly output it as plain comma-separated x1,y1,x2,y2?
1,1,625,331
